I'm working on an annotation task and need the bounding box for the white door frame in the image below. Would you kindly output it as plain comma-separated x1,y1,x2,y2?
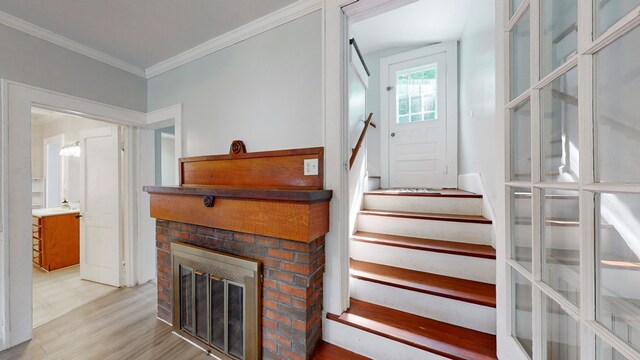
380,42,458,189
0,80,146,349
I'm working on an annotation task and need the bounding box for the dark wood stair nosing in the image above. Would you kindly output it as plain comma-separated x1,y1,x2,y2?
351,231,496,260
350,259,496,308
359,210,493,225
326,299,497,360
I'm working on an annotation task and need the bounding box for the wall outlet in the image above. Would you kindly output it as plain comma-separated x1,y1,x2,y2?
304,159,319,176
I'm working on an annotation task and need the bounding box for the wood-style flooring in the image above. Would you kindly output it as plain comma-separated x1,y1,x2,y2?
33,265,117,328
1,283,209,360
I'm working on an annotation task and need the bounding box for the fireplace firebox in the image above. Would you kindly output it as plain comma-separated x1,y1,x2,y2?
172,242,260,360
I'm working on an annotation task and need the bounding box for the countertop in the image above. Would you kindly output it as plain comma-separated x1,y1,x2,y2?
32,208,80,218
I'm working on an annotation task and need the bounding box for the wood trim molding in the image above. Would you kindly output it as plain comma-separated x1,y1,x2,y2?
145,0,323,78
0,10,145,77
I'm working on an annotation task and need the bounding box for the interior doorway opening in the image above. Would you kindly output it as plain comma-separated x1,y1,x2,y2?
30,106,123,328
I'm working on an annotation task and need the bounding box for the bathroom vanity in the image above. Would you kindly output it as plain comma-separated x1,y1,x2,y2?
32,208,80,271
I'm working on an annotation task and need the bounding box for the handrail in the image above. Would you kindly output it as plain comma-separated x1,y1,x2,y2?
349,112,375,170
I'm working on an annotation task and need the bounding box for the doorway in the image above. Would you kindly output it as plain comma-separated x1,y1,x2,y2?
31,107,122,328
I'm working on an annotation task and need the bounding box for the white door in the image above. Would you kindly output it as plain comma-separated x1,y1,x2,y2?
79,126,122,286
381,42,458,188
44,135,64,208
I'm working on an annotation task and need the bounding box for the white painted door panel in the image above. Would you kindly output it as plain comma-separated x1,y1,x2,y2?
79,126,121,286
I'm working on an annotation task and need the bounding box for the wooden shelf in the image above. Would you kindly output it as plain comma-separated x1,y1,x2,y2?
350,259,496,307
327,299,497,360
351,231,496,259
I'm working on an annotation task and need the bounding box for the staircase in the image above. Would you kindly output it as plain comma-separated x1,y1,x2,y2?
325,189,497,359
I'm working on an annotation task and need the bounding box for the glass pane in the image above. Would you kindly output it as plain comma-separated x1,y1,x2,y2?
180,266,193,333
511,187,533,271
396,64,437,123
511,100,532,181
228,283,244,358
541,67,579,182
595,26,640,183
512,268,533,358
597,337,632,359
545,295,581,359
596,192,640,352
594,0,640,37
210,278,225,349
511,9,531,99
511,0,526,17
542,189,580,306
195,272,208,340
540,0,577,77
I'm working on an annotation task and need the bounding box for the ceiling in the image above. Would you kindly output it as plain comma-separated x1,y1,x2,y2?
0,0,297,70
351,0,472,54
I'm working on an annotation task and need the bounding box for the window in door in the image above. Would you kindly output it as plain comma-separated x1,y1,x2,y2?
396,65,438,123
503,0,640,358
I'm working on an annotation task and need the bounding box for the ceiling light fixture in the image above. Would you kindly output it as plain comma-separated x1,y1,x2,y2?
59,141,81,157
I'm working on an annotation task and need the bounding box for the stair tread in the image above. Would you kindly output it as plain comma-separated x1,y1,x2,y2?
350,259,496,307
311,341,370,360
364,188,482,198
352,231,496,259
359,209,492,224
514,246,640,269
327,299,497,360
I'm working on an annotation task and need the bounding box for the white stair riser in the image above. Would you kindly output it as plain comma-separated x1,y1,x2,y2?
351,241,495,284
364,195,482,215
367,177,381,191
514,197,579,219
358,215,492,245
323,317,448,360
350,278,496,335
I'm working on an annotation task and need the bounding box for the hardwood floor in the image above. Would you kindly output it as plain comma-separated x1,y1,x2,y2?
32,265,117,328
0,282,209,360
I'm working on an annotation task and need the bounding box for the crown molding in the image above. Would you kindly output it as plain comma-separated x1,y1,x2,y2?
0,10,146,78
145,0,323,79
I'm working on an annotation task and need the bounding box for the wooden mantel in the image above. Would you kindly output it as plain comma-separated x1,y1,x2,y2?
144,142,332,242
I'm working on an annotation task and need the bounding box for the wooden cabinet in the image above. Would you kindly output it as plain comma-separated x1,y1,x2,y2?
32,213,80,271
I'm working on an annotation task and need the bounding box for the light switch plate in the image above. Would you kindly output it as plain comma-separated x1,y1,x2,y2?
304,159,319,176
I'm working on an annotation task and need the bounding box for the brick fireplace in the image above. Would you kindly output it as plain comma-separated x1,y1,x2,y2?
145,143,331,360
156,221,325,359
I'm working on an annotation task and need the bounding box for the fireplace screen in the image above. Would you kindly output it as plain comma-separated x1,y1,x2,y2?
172,242,260,360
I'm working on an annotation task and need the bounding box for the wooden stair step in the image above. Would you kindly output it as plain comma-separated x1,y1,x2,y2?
359,209,492,224
351,231,496,259
327,299,497,360
350,259,496,307
311,341,370,360
364,189,482,198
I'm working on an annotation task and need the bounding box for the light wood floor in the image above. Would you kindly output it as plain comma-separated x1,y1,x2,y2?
33,265,117,328
1,282,210,360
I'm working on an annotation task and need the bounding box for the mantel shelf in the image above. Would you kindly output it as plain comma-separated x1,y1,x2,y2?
143,185,332,203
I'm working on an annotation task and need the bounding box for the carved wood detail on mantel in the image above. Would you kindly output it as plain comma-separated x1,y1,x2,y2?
144,141,331,243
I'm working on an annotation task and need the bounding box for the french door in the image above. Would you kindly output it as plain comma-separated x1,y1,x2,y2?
503,0,640,359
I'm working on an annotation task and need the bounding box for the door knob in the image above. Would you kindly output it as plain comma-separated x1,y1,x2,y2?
391,132,396,137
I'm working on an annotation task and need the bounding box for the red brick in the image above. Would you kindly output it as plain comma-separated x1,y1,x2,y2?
281,241,308,252
268,269,294,283
265,289,291,304
263,279,278,290
265,309,292,326
278,283,306,299
234,233,255,243
262,317,278,331
292,319,306,332
267,248,294,261
256,236,280,248
266,330,293,348
279,347,305,360
282,262,310,275
292,298,306,310
263,299,278,311
262,338,277,353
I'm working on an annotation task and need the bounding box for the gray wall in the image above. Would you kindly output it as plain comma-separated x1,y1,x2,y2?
458,0,497,207
0,24,147,112
148,11,323,156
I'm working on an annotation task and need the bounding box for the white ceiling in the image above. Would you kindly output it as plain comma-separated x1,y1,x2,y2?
351,0,472,54
0,0,297,69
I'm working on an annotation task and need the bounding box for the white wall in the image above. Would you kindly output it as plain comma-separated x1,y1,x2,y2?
147,11,322,156
458,0,497,215
0,24,146,112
